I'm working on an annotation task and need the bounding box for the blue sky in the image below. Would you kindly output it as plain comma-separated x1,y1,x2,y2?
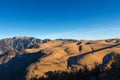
0,0,120,40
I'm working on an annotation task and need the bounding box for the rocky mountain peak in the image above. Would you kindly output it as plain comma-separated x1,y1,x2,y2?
0,36,42,54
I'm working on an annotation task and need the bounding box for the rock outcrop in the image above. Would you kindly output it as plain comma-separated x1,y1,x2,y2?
0,36,41,54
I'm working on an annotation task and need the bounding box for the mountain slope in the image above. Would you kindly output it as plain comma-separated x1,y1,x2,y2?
0,36,41,54
0,37,120,80
25,39,120,80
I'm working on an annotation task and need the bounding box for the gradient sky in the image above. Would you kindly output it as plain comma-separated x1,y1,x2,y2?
0,0,120,40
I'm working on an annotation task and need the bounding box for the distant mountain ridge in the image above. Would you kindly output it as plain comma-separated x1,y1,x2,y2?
0,36,42,54
0,37,120,80
0,37,120,54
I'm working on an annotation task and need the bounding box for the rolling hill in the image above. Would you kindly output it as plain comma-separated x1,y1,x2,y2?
0,37,120,80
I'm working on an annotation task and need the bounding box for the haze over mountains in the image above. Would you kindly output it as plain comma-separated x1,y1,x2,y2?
0,36,120,80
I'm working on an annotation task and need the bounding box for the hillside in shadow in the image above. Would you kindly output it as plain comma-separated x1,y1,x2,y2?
0,51,45,80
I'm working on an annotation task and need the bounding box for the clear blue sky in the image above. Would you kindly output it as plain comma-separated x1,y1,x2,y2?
0,0,120,40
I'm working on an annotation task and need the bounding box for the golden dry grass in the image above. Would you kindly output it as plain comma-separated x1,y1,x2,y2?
24,40,120,79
